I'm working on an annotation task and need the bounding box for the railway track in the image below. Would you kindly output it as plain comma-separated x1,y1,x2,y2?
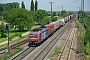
0,38,28,53
10,47,36,60
10,39,28,49
9,16,76,60
9,23,68,60
33,17,76,60
57,23,76,60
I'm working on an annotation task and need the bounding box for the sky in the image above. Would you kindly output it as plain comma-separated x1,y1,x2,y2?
0,0,90,11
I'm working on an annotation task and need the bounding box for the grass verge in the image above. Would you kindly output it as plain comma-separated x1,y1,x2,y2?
0,25,41,43
48,46,61,58
85,55,90,60
57,16,63,20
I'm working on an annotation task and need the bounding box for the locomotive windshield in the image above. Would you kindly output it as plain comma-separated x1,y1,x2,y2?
30,33,38,38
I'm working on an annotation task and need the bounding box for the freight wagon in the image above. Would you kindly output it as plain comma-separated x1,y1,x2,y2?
57,20,63,27
45,24,54,35
50,21,60,31
60,18,65,26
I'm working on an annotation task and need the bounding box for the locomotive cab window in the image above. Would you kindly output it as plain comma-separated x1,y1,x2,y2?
30,34,38,38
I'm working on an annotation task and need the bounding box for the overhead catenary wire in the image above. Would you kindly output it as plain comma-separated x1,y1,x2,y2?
64,0,79,7
53,0,79,10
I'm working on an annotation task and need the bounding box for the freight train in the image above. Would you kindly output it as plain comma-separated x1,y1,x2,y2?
28,14,75,46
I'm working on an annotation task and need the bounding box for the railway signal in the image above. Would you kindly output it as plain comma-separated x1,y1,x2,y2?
6,23,10,53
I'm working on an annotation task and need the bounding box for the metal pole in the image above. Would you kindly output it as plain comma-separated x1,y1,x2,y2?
62,5,63,11
8,29,10,53
81,0,84,23
81,0,85,58
81,0,84,47
49,2,54,22
60,5,63,11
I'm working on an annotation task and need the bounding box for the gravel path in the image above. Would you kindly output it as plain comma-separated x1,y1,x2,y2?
68,22,78,60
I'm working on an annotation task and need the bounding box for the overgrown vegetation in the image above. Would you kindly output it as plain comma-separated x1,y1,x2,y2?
75,18,85,53
77,11,90,60
0,48,22,60
0,22,6,38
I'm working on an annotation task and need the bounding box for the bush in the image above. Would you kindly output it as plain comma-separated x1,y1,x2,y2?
15,32,22,37
52,17,57,22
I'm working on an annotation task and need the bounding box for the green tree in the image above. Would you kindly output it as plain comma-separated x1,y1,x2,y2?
41,16,50,26
34,9,47,24
58,12,60,16
35,0,38,11
13,2,20,8
0,4,3,15
3,2,19,11
61,10,67,18
0,4,3,11
0,2,19,15
47,11,51,16
68,12,73,16
30,0,34,11
2,8,34,31
2,10,9,20
52,17,57,22
21,1,25,9
0,22,6,38
52,12,56,16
